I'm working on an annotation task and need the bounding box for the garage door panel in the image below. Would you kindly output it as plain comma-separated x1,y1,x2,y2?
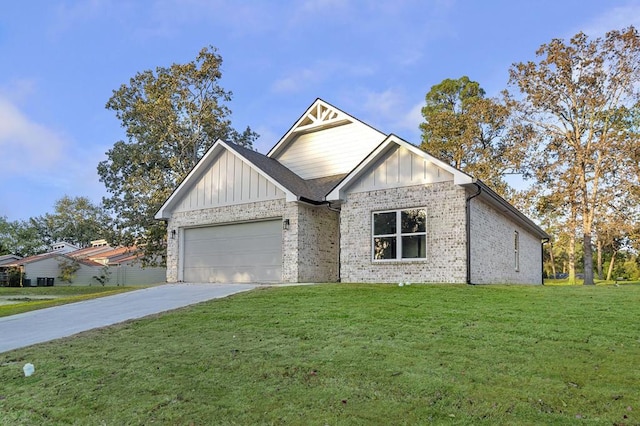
183,220,282,283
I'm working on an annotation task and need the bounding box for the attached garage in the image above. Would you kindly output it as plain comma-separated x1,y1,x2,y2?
182,220,282,283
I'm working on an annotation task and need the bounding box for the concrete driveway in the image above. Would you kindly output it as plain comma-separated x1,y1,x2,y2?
0,283,256,354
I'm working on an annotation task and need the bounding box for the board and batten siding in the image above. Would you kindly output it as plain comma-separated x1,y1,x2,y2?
274,123,386,179
349,145,454,193
174,150,285,213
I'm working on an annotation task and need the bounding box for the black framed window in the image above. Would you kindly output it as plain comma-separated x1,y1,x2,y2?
373,208,426,261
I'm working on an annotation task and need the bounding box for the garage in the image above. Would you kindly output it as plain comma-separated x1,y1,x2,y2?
183,220,282,283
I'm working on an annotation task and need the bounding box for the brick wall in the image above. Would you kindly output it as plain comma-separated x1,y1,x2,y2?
165,198,339,283
340,182,468,283
295,204,340,282
469,196,543,284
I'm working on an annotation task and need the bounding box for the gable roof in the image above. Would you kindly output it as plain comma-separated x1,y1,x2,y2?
11,252,103,268
267,98,385,159
0,254,22,266
326,134,549,240
326,134,474,201
155,140,346,219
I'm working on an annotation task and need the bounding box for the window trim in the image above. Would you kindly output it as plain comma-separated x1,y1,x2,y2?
372,208,427,262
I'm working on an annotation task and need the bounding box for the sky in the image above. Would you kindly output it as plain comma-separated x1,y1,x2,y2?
1,0,639,222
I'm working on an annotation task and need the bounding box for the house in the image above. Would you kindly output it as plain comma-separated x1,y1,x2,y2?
4,244,166,286
155,99,549,285
0,254,22,286
8,252,103,286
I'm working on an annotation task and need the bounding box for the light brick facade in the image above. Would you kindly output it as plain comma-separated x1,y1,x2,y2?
469,194,543,284
165,198,339,283
340,182,468,283
158,100,547,285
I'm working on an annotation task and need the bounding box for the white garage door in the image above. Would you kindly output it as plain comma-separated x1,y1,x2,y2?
183,220,282,283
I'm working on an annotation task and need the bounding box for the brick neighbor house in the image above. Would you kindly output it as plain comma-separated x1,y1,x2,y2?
155,99,549,284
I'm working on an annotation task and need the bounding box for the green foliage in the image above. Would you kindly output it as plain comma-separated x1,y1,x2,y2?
3,267,25,287
99,46,258,265
508,26,640,285
419,76,517,197
0,286,139,317
0,196,114,258
1,284,639,424
0,216,47,257
57,257,81,284
92,265,112,286
31,196,114,248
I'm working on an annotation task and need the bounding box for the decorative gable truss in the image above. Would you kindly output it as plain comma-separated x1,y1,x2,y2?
267,99,388,180
294,101,350,134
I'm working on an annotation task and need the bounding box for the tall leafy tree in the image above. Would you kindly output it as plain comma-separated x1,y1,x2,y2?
508,26,640,285
98,46,258,264
419,76,519,197
31,196,114,248
0,217,46,257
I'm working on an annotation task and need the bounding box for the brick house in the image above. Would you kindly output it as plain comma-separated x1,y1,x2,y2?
156,99,549,284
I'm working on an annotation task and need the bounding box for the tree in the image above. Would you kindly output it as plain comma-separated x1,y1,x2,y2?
0,217,47,257
508,27,640,285
419,76,519,197
57,257,81,284
99,46,258,264
31,196,114,248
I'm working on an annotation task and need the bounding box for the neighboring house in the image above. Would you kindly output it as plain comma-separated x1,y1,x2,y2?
156,99,549,285
8,253,102,286
0,254,23,286
0,254,22,266
5,245,165,286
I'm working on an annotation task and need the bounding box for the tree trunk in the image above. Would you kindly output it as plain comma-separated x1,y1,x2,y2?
597,239,603,280
606,250,617,281
583,233,595,285
568,232,576,284
549,242,557,278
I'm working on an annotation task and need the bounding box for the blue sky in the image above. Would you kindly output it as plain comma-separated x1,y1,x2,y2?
1,0,639,221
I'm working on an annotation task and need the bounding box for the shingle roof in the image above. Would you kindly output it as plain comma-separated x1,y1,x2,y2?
228,142,345,203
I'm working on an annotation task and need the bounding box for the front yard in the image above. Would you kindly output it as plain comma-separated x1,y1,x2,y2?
0,286,142,318
1,283,638,425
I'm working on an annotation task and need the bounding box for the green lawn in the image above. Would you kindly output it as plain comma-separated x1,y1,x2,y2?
1,284,639,425
0,286,143,318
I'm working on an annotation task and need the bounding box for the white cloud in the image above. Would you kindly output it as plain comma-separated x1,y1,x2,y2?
271,68,325,94
0,96,67,173
575,5,640,38
362,89,404,116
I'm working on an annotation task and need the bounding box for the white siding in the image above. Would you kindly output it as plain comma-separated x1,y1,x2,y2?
274,123,385,179
24,257,98,286
350,145,453,193
174,150,284,212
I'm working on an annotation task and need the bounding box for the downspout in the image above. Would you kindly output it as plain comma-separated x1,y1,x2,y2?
325,202,342,283
466,183,482,285
541,238,550,285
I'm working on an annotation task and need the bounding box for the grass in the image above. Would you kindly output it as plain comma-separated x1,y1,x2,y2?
0,286,143,318
1,284,639,425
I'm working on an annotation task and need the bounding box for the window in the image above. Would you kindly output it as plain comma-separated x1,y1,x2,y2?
514,230,520,272
373,208,426,261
